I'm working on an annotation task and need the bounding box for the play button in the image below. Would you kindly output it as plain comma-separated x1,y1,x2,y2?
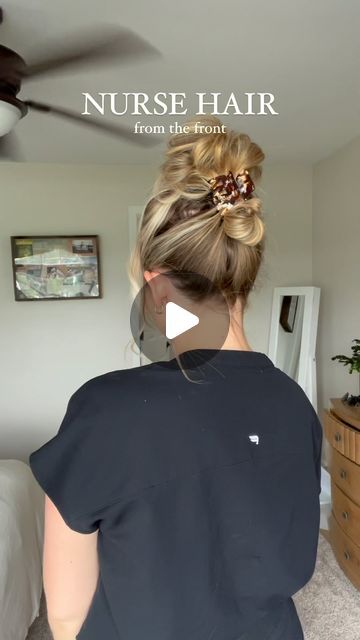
165,302,199,339
129,271,230,367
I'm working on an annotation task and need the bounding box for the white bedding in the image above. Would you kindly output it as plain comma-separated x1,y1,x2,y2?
0,460,44,640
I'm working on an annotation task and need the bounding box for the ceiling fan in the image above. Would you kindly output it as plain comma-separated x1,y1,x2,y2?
0,6,162,160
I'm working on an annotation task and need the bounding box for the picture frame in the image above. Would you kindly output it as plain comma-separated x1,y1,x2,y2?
279,294,299,333
11,235,102,301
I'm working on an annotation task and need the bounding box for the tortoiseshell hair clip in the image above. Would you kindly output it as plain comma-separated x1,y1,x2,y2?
207,170,255,216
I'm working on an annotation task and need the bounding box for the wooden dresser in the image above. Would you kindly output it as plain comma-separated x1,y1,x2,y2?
324,398,360,590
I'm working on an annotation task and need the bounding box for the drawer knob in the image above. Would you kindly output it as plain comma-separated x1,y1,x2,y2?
335,432,342,442
342,511,349,521
344,550,351,561
340,469,347,479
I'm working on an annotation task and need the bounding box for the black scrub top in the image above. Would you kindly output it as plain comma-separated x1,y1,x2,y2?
29,349,323,640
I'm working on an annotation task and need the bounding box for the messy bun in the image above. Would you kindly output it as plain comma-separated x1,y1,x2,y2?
130,115,266,307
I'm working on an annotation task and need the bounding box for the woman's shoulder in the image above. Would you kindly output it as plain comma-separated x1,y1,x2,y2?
71,361,174,404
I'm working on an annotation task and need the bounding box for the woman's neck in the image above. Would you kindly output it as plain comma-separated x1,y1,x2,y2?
171,299,252,354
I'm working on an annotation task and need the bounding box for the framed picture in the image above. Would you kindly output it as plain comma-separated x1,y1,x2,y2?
11,235,102,301
279,295,299,333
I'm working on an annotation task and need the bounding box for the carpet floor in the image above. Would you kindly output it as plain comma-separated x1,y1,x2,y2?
27,532,360,639
294,533,360,639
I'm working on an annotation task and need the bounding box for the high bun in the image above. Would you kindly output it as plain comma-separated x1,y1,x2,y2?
129,115,266,308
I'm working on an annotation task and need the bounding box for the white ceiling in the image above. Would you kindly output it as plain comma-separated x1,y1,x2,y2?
1,0,360,165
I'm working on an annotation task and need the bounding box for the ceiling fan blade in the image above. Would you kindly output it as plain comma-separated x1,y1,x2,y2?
0,131,22,160
24,100,162,147
21,27,160,80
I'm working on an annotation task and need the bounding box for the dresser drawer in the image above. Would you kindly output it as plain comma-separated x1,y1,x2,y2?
331,481,360,546
328,447,360,506
323,409,360,464
329,513,360,590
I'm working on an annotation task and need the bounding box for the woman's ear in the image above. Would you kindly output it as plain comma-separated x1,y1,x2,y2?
144,270,158,285
143,270,168,308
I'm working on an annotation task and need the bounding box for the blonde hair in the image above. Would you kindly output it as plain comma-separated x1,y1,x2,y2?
129,115,265,310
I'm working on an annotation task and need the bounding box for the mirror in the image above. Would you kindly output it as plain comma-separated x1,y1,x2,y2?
268,287,321,410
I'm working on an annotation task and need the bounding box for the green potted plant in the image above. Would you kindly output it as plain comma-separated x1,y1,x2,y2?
331,338,360,406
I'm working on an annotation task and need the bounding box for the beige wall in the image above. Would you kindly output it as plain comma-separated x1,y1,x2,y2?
244,164,313,353
313,136,360,418
0,162,313,460
0,163,156,459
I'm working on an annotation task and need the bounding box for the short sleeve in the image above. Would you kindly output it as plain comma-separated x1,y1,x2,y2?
29,380,106,533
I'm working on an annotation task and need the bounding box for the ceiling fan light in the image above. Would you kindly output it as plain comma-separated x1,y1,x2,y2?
0,99,22,136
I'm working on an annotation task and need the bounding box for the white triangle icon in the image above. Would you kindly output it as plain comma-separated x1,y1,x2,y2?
165,302,199,340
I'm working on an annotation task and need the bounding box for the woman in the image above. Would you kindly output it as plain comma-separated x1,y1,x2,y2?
29,116,322,640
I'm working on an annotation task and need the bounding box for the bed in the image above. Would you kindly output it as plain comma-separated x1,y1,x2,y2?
0,460,44,640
